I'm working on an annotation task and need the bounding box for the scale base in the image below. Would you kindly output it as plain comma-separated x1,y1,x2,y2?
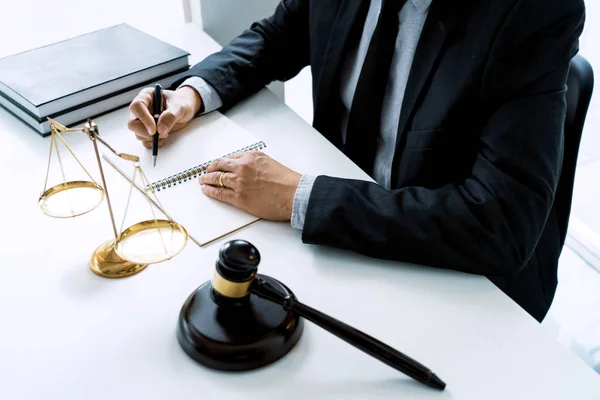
177,274,303,371
89,239,148,279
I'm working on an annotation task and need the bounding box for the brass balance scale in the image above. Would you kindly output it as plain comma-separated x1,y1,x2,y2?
38,117,189,278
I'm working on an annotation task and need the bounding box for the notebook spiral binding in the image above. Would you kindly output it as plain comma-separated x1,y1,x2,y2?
148,141,267,192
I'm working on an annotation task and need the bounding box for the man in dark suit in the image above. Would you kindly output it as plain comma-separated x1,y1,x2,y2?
128,0,585,322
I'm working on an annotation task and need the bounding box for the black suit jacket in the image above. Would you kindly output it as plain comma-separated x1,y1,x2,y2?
174,0,586,322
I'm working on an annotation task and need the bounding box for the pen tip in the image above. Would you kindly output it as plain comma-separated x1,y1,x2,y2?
153,156,157,167
428,374,446,391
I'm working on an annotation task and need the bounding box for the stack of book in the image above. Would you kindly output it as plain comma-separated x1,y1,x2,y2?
0,24,190,136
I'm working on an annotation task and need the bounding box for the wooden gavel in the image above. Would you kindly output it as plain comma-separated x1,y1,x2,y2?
176,240,445,391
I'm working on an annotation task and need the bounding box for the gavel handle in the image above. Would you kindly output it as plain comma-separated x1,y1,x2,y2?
250,278,445,390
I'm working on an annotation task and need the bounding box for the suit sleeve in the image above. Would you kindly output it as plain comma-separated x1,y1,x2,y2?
171,0,310,109
301,1,586,277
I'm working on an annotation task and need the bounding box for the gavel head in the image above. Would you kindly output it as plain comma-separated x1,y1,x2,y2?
176,239,304,371
210,239,260,302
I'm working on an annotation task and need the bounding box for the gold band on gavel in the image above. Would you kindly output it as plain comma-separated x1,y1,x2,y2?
211,270,253,298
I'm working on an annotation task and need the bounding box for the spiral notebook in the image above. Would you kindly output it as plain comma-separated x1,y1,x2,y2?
107,111,268,247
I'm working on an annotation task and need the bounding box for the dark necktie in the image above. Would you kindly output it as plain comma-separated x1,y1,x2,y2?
344,0,407,175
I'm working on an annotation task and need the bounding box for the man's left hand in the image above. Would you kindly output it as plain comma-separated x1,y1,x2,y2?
199,151,301,221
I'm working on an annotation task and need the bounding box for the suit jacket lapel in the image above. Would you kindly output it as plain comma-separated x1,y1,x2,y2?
313,0,367,133
393,0,464,165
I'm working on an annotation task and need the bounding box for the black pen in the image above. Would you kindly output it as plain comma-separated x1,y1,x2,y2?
152,84,163,167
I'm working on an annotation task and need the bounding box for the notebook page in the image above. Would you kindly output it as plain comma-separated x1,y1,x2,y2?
106,111,266,246
152,171,259,246
134,111,263,183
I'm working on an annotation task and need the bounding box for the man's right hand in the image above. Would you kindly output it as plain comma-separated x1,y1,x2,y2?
127,86,202,149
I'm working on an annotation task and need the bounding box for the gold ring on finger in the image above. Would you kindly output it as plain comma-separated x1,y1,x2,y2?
219,172,225,188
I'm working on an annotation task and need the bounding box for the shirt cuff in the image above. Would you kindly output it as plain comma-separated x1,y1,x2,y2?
178,76,223,115
291,175,317,230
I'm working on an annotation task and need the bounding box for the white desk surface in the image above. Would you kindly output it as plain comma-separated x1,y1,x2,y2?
0,21,599,400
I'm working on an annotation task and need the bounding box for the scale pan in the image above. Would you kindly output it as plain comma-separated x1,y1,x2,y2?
115,219,188,264
38,181,105,218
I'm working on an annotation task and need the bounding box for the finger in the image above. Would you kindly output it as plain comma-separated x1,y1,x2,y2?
206,158,236,173
128,88,156,136
201,184,235,204
135,130,158,143
156,105,183,138
200,171,235,188
135,132,149,142
131,120,151,141
226,153,245,160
